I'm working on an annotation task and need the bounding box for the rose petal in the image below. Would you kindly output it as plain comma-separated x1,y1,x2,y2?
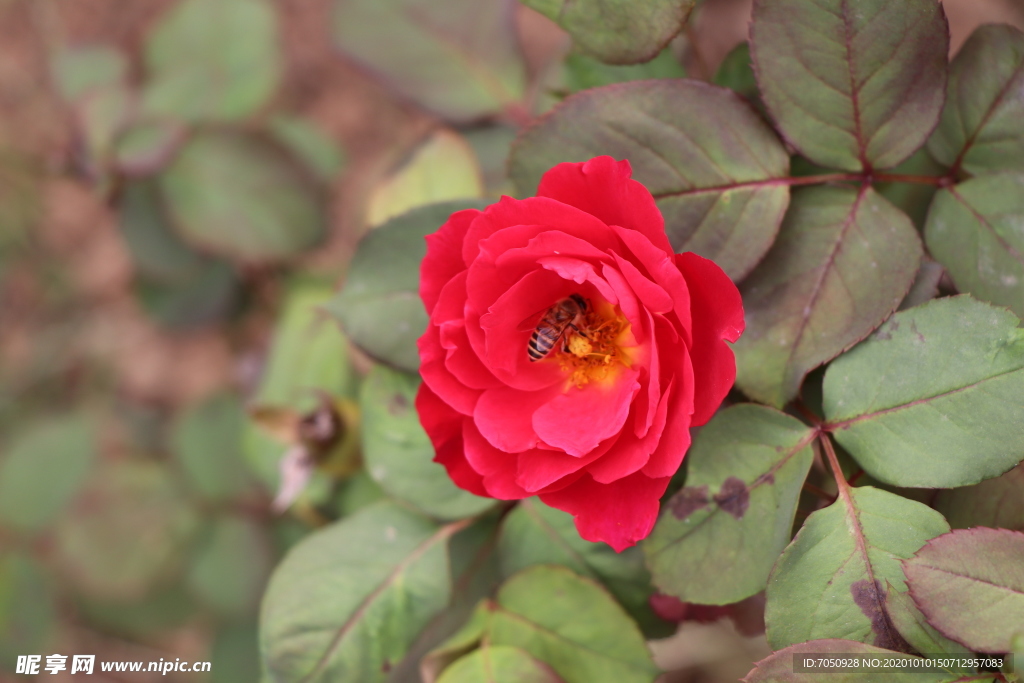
539,471,671,552
417,384,488,497
516,438,615,492
676,252,744,426
474,384,561,452
421,208,480,313
537,156,673,255
588,378,673,483
418,322,482,416
533,367,641,456
641,352,696,478
462,423,534,499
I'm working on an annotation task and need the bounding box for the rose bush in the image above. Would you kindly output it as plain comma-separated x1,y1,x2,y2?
415,156,744,551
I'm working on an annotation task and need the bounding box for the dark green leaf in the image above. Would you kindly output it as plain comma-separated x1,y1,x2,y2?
744,640,967,683
713,42,759,109
438,645,564,683
925,174,1024,318
172,393,252,502
117,180,212,281
0,414,97,534
486,566,659,683
328,200,488,372
144,0,282,121
645,405,816,604
823,296,1024,488
934,462,1024,531
0,553,56,669
75,585,197,639
259,502,464,683
211,625,262,683
750,0,948,171
899,259,944,311
509,80,790,279
161,131,327,262
462,125,517,196
54,461,199,600
187,515,272,619
884,586,972,665
733,186,922,407
904,527,1024,653
135,260,240,329
563,47,685,93
927,24,1024,176
361,366,493,520
522,0,694,65
766,485,949,649
874,147,945,229
499,498,670,638
332,0,526,123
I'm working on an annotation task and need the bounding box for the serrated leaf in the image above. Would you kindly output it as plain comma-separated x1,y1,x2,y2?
368,129,484,227
186,515,272,619
332,0,526,123
927,24,1024,176
54,461,199,600
509,80,790,280
328,200,488,372
884,585,972,666
143,0,282,122
259,502,464,683
904,528,1024,653
0,553,56,669
172,393,253,502
0,414,97,534
934,462,1024,532
744,640,965,683
438,645,564,683
750,0,948,171
644,405,816,605
523,0,694,65
563,47,685,93
925,174,1024,318
254,282,358,411
499,498,669,639
733,186,922,407
361,366,493,520
823,296,1024,488
160,131,327,262
485,566,659,683
765,485,949,650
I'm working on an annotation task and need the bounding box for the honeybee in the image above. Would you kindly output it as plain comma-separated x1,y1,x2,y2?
528,294,588,362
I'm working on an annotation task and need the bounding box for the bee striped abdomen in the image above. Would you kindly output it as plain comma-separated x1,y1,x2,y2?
528,326,562,361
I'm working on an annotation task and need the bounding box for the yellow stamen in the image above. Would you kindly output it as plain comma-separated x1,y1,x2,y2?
556,300,631,388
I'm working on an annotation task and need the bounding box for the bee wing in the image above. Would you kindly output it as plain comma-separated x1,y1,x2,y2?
516,306,548,333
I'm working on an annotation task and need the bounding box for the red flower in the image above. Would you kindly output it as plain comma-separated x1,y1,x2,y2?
416,157,744,551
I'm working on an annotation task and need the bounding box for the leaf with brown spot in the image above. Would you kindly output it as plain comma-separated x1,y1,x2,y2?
643,405,815,605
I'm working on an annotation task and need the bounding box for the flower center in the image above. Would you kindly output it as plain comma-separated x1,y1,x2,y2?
556,301,630,387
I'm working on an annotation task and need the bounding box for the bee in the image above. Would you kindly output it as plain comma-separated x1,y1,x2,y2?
528,294,588,362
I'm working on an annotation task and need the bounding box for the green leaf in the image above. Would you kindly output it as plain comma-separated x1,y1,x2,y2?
54,461,199,600
0,553,56,669
259,502,464,683
75,585,198,639
187,515,272,619
934,462,1024,531
328,200,488,372
211,624,262,683
499,498,670,638
927,24,1024,176
733,186,922,407
117,180,209,281
904,527,1024,653
160,131,327,262
509,80,790,280
0,414,97,534
765,485,949,650
114,120,185,175
563,47,685,93
438,645,565,683
52,45,128,100
925,174,1024,318
143,0,282,122
268,117,346,182
485,566,659,683
644,405,816,605
750,0,948,171
254,282,358,411
884,586,972,665
522,0,694,65
823,296,1024,488
135,260,240,329
172,393,253,502
744,640,968,683
712,42,759,108
367,129,484,227
332,0,526,123
462,125,518,196
899,259,945,312
361,366,493,520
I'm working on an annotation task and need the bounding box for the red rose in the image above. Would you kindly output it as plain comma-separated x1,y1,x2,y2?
416,156,744,551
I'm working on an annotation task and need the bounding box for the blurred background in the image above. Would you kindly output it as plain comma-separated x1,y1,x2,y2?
1,0,1022,681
